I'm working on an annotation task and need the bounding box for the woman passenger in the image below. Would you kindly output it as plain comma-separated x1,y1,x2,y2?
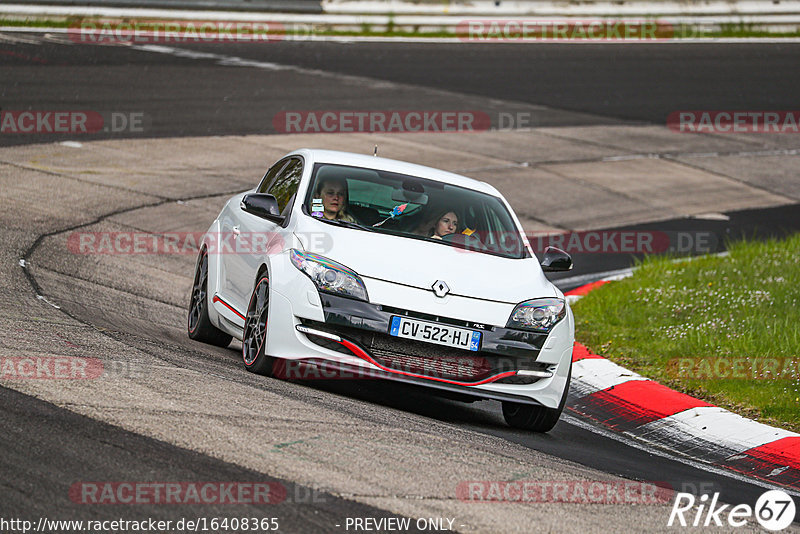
419,209,459,240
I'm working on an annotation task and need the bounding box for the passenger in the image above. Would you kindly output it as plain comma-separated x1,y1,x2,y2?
418,209,459,240
313,177,357,223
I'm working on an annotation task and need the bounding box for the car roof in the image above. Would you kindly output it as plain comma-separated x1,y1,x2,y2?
290,148,502,197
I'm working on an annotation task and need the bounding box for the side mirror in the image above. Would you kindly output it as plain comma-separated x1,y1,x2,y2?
241,193,285,224
540,246,573,272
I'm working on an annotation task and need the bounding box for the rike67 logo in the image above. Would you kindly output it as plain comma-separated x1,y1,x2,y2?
668,490,796,531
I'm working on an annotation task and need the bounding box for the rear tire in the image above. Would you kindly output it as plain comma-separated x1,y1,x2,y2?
187,250,232,347
242,273,275,376
502,361,571,433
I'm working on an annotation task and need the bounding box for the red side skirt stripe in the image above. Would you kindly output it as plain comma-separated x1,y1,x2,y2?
212,295,246,321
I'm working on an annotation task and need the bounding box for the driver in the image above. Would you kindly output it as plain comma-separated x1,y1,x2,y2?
313,177,357,223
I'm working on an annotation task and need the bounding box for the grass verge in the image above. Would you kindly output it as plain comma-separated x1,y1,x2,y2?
1,17,800,40
572,234,800,433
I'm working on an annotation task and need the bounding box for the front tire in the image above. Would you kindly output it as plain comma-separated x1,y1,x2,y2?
187,250,232,347
242,273,274,376
502,361,571,433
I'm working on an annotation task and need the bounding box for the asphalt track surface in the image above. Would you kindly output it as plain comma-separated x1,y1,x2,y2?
1,35,799,531
2,37,800,144
1,386,424,531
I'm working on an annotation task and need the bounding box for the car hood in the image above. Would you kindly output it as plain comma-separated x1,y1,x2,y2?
293,218,558,304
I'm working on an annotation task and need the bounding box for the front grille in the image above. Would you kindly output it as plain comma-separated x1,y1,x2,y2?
369,347,491,381
301,320,541,383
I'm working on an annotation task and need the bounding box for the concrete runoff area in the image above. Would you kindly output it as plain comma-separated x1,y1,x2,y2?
0,128,797,532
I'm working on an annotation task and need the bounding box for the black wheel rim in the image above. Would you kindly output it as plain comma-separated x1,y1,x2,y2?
188,253,207,333
243,279,269,365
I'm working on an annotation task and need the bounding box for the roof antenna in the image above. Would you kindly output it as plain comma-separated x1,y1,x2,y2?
373,144,378,157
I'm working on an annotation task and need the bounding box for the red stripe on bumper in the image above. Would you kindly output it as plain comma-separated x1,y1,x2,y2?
336,338,517,387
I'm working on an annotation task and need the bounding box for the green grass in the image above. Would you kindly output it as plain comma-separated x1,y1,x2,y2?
0,18,73,29
573,234,800,432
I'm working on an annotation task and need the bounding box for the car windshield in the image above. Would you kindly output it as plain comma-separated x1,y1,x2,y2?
304,163,530,259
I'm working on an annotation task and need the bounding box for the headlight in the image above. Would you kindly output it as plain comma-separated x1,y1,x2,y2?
506,298,566,333
290,249,368,301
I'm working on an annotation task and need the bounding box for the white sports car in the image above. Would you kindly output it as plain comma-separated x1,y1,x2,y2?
188,149,575,432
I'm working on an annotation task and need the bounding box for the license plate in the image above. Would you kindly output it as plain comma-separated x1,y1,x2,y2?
389,316,481,352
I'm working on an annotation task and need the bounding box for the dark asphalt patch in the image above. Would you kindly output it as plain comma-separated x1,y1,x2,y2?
2,37,800,146
549,202,800,290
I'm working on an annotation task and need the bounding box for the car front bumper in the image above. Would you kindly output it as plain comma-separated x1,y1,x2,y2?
266,266,573,408
267,252,574,408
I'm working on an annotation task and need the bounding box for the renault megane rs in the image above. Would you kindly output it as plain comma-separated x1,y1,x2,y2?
188,149,574,432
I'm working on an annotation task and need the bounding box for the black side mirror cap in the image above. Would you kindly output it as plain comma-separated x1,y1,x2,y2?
540,246,573,272
241,193,285,224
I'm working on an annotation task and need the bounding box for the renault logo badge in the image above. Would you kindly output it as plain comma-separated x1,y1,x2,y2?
432,280,450,298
